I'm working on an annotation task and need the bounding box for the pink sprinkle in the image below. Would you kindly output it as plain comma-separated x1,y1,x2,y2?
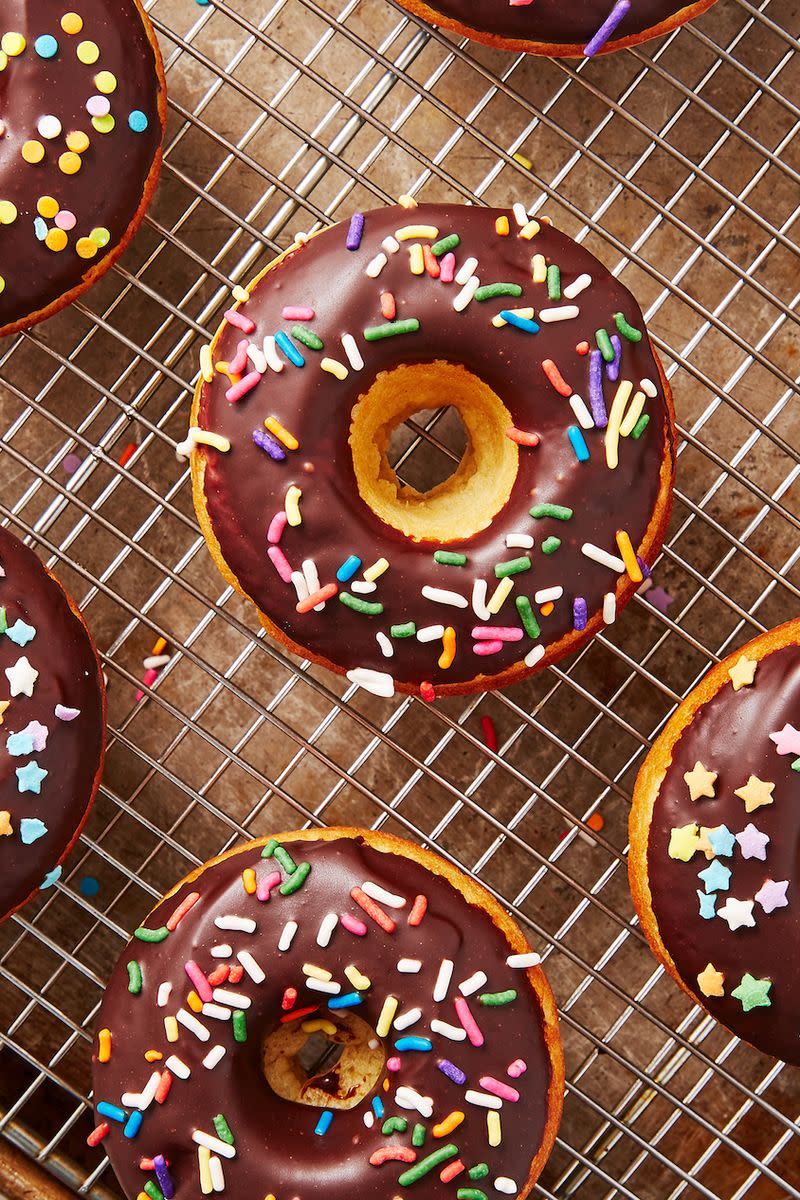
167,891,200,931
472,627,523,642
439,252,456,283
228,338,249,376
340,912,368,936
472,640,503,656
479,1075,519,1102
268,545,293,583
135,666,159,701
56,210,77,231
224,308,255,334
507,1059,527,1078
386,1055,402,1072
226,370,261,403
267,511,287,545
185,960,213,1003
256,870,282,901
282,306,315,321
454,996,484,1047
87,95,111,117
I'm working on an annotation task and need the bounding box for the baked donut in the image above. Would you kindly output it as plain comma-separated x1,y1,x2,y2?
629,619,800,1064
0,525,105,920
184,201,675,699
0,0,166,338
392,0,718,57
91,827,564,1200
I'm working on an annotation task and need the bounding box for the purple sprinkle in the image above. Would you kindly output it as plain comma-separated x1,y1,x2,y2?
573,597,588,631
605,334,622,382
346,213,365,251
252,429,286,461
55,704,81,721
636,555,651,580
63,453,82,475
153,1155,175,1200
583,0,631,57
437,1058,467,1086
588,350,608,428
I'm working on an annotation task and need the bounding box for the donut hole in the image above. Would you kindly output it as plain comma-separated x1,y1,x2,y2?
388,404,469,492
262,1011,385,1110
349,361,519,543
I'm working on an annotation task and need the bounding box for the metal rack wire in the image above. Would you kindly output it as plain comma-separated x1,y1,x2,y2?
0,0,798,1195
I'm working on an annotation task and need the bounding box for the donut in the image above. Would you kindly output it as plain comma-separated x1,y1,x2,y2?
0,525,105,920
91,827,564,1200
629,619,800,1064
184,201,675,699
392,0,718,56
0,1,167,338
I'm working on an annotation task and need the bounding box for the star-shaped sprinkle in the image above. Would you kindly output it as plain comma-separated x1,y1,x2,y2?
684,761,717,802
697,890,717,919
698,859,731,893
19,817,47,844
728,654,758,691
731,973,771,1012
5,656,38,697
696,828,714,859
0,699,9,726
20,719,48,751
735,823,769,860
644,585,673,614
696,963,725,997
5,619,36,647
6,730,34,757
16,761,48,794
0,811,12,837
706,825,735,857
769,723,800,757
734,775,774,813
717,897,756,931
669,822,700,861
754,879,788,914
41,865,62,889
55,704,80,722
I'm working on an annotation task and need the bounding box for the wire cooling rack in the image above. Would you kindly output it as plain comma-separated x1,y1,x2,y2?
0,0,798,1195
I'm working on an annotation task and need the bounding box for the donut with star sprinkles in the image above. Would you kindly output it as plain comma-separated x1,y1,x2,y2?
185,201,675,699
0,1,166,337
0,525,105,919
91,827,564,1200
629,618,800,1064
391,0,718,56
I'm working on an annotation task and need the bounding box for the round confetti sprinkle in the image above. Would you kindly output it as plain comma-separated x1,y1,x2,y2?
55,210,77,231
94,70,117,94
37,195,59,219
79,875,100,897
0,200,17,225
92,114,115,134
33,217,48,241
1,33,26,57
0,276,6,295
91,227,111,248
34,35,59,59
66,130,90,153
128,110,149,133
87,95,111,117
61,13,84,34
77,40,100,65
22,141,45,164
38,115,63,140
59,151,82,175
45,228,68,252
63,453,82,475
76,237,98,259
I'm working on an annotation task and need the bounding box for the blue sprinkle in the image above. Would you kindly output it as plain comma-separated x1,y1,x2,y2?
698,860,731,894
395,1036,433,1052
34,35,59,59
274,331,305,367
20,817,48,843
328,991,362,1009
79,875,101,897
372,1096,384,1119
6,731,35,757
6,619,36,646
336,555,362,583
568,425,590,462
128,110,149,133
34,217,48,242
123,1110,143,1139
498,310,539,334
41,865,62,890
252,428,286,461
707,825,735,857
17,763,48,796
437,1058,467,1086
97,1102,127,1123
315,1109,333,1136
697,890,717,920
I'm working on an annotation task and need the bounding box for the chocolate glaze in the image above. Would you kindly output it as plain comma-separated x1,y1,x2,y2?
196,203,673,690
0,526,105,919
0,0,163,331
93,835,557,1200
646,637,800,1064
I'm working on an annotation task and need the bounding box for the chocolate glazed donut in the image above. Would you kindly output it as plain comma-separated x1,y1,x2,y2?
0,0,166,337
187,202,675,699
92,828,564,1200
630,619,800,1064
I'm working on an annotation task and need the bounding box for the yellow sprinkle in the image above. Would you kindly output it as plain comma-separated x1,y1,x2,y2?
98,1028,112,1063
92,114,115,134
138,1193,150,1200
66,130,90,153
61,13,84,34
605,380,633,469
519,219,540,240
0,276,5,296
495,216,509,236
45,228,68,252
303,962,332,981
1,33,26,57
615,530,643,583
492,306,534,328
94,70,117,94
152,637,168,656
531,254,547,282
487,1109,502,1147
438,627,456,670
58,151,82,175
0,201,17,225
144,1050,163,1062
198,1145,213,1196
285,484,302,527
408,243,425,275
302,1019,337,1035
320,357,348,380
398,194,418,209
364,558,389,582
232,285,250,303
265,417,299,450
487,577,513,616
187,990,203,1013
199,345,214,383
376,995,398,1038
37,196,59,219
242,868,257,895
396,224,439,241
513,152,533,169
22,141,45,164
619,390,646,437
344,964,371,991
91,226,110,247
164,1016,179,1043
214,361,238,383
433,1111,465,1138
76,237,98,259
77,40,100,64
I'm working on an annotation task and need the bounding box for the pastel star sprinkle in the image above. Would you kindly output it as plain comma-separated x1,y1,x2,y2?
697,890,717,919
5,655,38,697
683,760,717,801
731,973,771,1012
698,859,731,893
727,654,758,691
696,963,725,997
706,825,736,857
41,865,62,889
0,810,12,837
644,585,673,614
19,817,47,844
5,618,36,646
754,879,788,914
16,760,48,794
717,897,756,931
6,730,34,757
669,822,700,861
769,723,800,757
0,699,8,725
735,823,769,860
734,775,774,814
20,719,48,751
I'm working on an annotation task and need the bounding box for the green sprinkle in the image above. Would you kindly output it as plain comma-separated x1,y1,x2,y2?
631,413,650,440
127,960,142,994
232,1010,248,1042
411,1123,427,1148
391,622,416,639
474,283,523,302
134,925,169,943
468,1165,489,1180
213,1114,235,1144
791,757,800,772
434,550,467,567
542,536,561,555
0,608,6,634
431,234,460,257
291,325,324,351
478,989,517,1006
364,319,420,341
280,861,311,895
339,592,384,616
457,1190,488,1200
614,312,642,342
383,1116,409,1135
261,837,280,858
494,556,531,579
273,845,297,875
546,264,561,301
398,1144,458,1185
144,1184,165,1200
516,596,541,639
596,328,615,363
529,503,573,521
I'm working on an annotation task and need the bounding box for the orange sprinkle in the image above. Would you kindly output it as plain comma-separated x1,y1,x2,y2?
506,427,540,447
242,867,257,895
186,990,203,1014
423,245,440,278
280,1005,319,1023
433,1111,465,1138
540,602,554,617
615,529,643,582
228,964,244,984
151,636,167,656
587,812,605,832
541,358,571,397
495,215,509,236
380,292,396,320
97,1028,112,1063
297,582,338,613
438,626,456,670
440,1160,465,1182
166,890,199,931
408,894,428,926
576,341,590,355
118,442,137,467
144,1050,163,1062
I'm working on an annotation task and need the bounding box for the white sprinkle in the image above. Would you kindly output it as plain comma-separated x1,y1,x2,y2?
351,580,377,593
395,1087,434,1118
422,585,468,609
165,1055,190,1080
376,631,394,658
202,1003,232,1021
176,1009,211,1041
340,333,363,371
199,343,214,382
453,275,479,312
157,982,172,1008
455,256,478,286
237,950,265,983
291,570,309,604
143,654,170,670
263,336,284,373
506,533,534,550
215,915,256,933
416,624,445,643
506,952,542,969
279,920,298,951
472,579,491,621
538,305,579,322
363,881,406,909
433,958,454,1003
512,202,528,227
122,1070,160,1110
247,343,267,374
209,1156,225,1191
494,1178,518,1194
192,1131,236,1160
302,559,325,611
466,1089,503,1110
563,273,592,299
640,377,658,398
368,1037,380,1049
430,1018,467,1041
382,235,401,254
582,542,626,573
569,394,594,430
203,1044,226,1070
317,913,339,948
524,645,545,669
397,958,422,973
459,971,488,996
346,667,395,698
306,977,342,995
393,1006,422,1030
212,988,251,1010
363,1110,375,1128
366,252,388,278
534,586,563,604
603,592,616,624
